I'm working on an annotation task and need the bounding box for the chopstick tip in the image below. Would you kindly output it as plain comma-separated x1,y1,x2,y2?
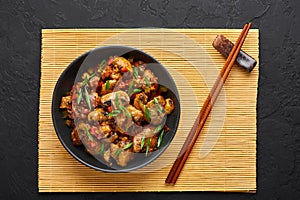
165,181,175,186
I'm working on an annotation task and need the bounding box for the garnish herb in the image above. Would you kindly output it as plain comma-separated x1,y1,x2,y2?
141,134,145,150
146,138,151,156
132,88,142,94
157,130,165,148
157,104,163,114
99,143,105,155
153,97,163,114
133,67,139,78
99,59,107,72
154,124,163,134
119,105,131,118
82,77,88,86
89,72,96,79
114,149,122,156
115,93,120,108
145,106,151,121
82,72,96,86
84,87,91,110
123,142,133,150
114,143,132,156
105,80,110,91
108,109,121,117
77,88,82,104
144,77,151,87
128,79,134,95
84,126,94,142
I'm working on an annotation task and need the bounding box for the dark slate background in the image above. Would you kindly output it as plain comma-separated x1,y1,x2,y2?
0,0,299,199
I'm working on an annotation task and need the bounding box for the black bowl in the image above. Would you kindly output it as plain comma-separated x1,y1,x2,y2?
52,46,180,172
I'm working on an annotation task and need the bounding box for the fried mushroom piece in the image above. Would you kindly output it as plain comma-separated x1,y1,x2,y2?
71,128,82,146
100,124,112,136
60,95,72,109
111,56,133,73
164,98,174,114
133,92,148,111
133,134,143,152
133,127,155,152
101,65,113,80
87,108,107,123
133,127,158,153
110,143,133,167
146,95,165,108
126,105,144,124
147,136,158,152
101,79,117,95
101,91,130,108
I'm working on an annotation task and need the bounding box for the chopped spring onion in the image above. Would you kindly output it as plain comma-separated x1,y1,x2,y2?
141,134,145,150
89,72,96,79
133,67,139,78
108,109,121,117
144,77,151,87
145,106,151,122
119,105,131,118
114,149,122,156
128,79,134,95
132,88,142,94
153,97,163,114
105,80,110,91
157,130,165,148
82,72,96,86
123,142,133,150
99,59,107,71
82,77,88,86
114,143,133,157
146,138,151,156
84,87,91,110
154,124,163,134
99,143,105,155
115,93,120,108
84,126,94,142
157,104,163,114
77,88,82,104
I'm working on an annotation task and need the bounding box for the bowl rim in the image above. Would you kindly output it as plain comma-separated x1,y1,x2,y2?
52,45,180,172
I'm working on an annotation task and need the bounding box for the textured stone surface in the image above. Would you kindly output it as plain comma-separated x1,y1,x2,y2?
0,0,299,199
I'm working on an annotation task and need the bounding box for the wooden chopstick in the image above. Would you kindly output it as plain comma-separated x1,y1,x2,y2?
165,23,252,184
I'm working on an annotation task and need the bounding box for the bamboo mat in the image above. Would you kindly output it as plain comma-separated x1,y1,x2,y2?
39,29,258,192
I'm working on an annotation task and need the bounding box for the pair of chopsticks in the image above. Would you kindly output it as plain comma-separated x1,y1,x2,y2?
165,23,252,185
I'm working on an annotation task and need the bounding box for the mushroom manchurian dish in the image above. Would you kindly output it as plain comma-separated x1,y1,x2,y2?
60,56,175,167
